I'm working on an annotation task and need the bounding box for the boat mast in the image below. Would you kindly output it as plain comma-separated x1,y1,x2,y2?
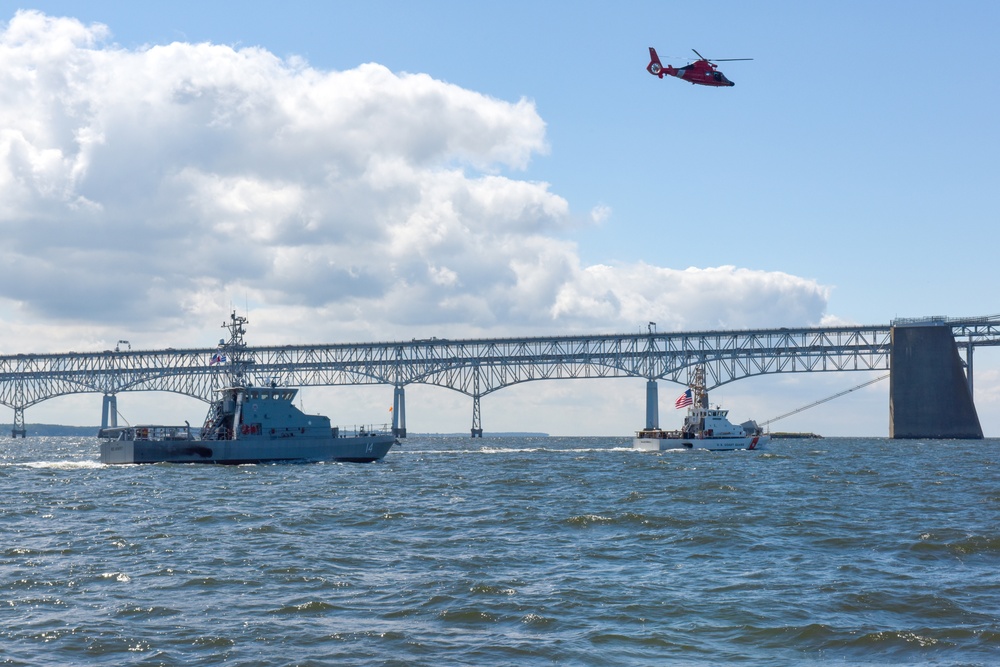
219,311,254,389
690,365,709,409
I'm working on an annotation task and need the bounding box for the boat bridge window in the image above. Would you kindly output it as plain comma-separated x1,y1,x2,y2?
247,389,293,401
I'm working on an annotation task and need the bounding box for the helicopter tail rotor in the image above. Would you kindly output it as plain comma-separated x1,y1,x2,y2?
647,47,665,77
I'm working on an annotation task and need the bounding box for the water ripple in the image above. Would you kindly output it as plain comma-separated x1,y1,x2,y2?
0,436,997,665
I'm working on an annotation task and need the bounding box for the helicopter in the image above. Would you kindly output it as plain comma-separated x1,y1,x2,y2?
646,47,751,87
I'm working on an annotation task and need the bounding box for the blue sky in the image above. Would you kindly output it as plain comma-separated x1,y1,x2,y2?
42,0,993,323
1,2,998,435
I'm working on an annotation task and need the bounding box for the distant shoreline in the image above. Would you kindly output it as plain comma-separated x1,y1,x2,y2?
0,424,99,437
409,432,549,438
0,425,550,438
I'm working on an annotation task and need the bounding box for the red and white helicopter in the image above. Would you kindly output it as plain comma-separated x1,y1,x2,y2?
646,47,751,87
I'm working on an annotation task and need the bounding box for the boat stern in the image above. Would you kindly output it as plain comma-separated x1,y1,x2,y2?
100,439,135,464
633,437,663,451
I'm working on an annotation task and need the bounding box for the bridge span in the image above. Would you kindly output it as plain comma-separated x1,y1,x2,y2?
1,315,998,438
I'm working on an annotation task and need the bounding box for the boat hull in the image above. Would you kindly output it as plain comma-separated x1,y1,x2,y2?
633,434,769,452
100,435,396,465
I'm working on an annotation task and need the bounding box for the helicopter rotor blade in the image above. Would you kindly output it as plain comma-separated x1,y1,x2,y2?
711,58,754,62
691,48,706,60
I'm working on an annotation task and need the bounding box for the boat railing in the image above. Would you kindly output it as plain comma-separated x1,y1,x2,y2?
635,428,684,439
97,425,195,441
334,423,393,438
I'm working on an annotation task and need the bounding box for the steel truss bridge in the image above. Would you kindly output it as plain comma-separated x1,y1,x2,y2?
1,315,999,437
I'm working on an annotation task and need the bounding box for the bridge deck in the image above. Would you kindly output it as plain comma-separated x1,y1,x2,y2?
0,316,997,437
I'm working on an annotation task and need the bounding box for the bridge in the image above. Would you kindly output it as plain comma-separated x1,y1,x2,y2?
1,314,998,439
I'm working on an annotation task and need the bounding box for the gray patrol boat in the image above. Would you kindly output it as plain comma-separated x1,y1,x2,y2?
99,313,396,464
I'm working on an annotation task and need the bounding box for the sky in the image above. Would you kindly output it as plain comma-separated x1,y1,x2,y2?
1,1,998,436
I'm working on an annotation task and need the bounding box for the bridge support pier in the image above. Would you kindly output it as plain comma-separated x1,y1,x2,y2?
645,379,659,429
965,340,974,396
471,366,483,437
392,385,407,438
11,407,25,438
101,394,118,430
471,394,483,437
890,324,983,439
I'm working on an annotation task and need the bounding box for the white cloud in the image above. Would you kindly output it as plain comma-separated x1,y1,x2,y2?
590,204,611,225
0,9,831,355
553,264,830,330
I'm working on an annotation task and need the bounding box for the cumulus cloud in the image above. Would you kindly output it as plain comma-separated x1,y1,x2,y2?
553,264,830,330
0,10,830,351
590,204,612,225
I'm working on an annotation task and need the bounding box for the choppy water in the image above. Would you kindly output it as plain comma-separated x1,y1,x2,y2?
1,436,999,666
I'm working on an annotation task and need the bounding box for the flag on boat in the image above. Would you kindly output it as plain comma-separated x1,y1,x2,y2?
210,353,227,365
675,389,693,409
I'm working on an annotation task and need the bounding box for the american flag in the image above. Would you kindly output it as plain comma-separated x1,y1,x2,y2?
675,389,693,409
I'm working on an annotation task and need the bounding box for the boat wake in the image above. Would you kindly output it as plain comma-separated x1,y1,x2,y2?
21,460,104,470
396,446,644,455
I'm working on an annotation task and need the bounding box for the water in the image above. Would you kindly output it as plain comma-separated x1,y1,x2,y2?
2,436,998,666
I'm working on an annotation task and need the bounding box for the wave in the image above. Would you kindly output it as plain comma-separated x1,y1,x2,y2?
396,446,643,455
6,460,103,469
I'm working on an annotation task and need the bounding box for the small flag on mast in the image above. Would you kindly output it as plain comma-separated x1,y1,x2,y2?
674,389,693,409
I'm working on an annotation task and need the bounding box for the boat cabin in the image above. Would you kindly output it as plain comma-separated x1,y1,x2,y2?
201,385,333,441
683,406,745,438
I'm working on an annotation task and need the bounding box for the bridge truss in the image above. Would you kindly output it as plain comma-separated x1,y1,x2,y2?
1,316,998,436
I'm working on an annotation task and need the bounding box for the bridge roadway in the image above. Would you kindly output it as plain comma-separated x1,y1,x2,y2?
1,315,998,437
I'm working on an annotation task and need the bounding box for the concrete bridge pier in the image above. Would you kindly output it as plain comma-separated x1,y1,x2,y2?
101,394,118,430
890,324,983,439
645,379,659,429
392,385,407,438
